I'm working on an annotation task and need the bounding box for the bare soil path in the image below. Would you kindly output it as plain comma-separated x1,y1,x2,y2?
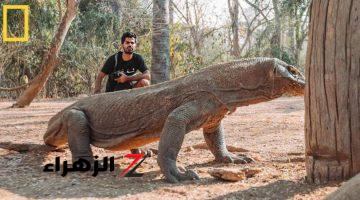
0,97,339,199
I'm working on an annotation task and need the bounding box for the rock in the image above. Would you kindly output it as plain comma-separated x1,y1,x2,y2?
185,146,194,152
226,145,250,153
208,168,246,181
208,167,262,182
249,154,263,161
0,148,10,156
197,169,207,173
192,143,208,150
242,168,262,178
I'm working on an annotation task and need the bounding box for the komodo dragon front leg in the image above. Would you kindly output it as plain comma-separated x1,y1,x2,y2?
158,101,209,183
63,108,94,163
158,100,254,183
203,121,254,164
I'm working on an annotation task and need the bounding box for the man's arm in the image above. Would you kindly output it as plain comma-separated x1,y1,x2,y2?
115,70,151,83
94,71,107,94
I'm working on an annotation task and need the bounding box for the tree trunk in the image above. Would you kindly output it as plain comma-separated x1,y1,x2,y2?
169,0,174,25
271,0,282,57
305,0,360,183
228,0,240,57
288,13,296,62
12,0,80,108
151,0,170,84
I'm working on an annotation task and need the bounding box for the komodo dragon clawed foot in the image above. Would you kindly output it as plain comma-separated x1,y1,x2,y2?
160,159,200,183
158,101,209,183
203,122,254,164
216,153,254,164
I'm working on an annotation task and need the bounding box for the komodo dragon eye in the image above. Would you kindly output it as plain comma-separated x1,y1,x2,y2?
286,65,303,78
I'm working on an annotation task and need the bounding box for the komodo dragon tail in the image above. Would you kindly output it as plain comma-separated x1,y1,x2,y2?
43,110,68,147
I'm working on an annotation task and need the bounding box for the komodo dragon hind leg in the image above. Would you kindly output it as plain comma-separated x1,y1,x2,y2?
203,121,254,164
64,109,94,163
157,101,203,183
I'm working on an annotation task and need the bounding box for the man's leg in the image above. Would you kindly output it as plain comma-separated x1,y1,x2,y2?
134,79,150,88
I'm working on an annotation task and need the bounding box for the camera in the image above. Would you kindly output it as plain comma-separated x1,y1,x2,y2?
109,71,122,80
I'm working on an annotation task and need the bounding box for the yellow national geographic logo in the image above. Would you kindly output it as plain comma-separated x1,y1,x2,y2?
2,5,30,42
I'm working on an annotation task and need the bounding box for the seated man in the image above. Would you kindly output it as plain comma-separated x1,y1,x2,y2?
94,32,150,154
94,31,150,94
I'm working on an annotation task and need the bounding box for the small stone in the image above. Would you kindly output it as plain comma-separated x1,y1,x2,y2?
208,168,246,182
271,173,281,178
208,167,262,181
192,143,208,150
226,145,250,153
185,146,194,152
242,168,262,178
70,179,79,186
249,154,263,161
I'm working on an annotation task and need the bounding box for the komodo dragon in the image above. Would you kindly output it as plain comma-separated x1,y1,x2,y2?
44,57,305,183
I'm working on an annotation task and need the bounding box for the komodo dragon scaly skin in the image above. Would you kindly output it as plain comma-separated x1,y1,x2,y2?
44,57,305,183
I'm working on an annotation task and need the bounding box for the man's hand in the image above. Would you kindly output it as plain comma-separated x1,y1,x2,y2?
114,71,150,83
94,71,106,94
115,72,129,83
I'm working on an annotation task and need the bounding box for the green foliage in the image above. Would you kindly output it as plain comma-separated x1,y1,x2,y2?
168,23,231,78
169,23,204,77
1,0,152,98
0,0,310,99
241,0,309,69
1,0,60,98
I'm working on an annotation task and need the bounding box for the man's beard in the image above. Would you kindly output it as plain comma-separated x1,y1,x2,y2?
124,47,133,54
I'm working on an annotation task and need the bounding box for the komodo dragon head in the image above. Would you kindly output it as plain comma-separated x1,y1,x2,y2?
270,58,305,96
210,58,305,100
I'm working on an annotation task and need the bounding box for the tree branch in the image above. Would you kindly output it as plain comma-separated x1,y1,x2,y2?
0,82,31,92
243,0,270,22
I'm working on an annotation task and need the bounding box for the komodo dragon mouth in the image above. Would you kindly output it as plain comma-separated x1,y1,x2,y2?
273,61,305,96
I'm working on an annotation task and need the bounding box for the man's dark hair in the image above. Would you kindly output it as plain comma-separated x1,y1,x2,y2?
121,32,137,44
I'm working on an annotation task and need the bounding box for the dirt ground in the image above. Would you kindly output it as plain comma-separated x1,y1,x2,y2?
0,97,340,199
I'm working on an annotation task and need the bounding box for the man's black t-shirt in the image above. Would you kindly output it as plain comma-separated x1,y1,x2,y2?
101,52,148,92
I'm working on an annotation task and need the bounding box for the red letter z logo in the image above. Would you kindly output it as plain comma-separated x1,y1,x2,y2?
119,153,147,177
